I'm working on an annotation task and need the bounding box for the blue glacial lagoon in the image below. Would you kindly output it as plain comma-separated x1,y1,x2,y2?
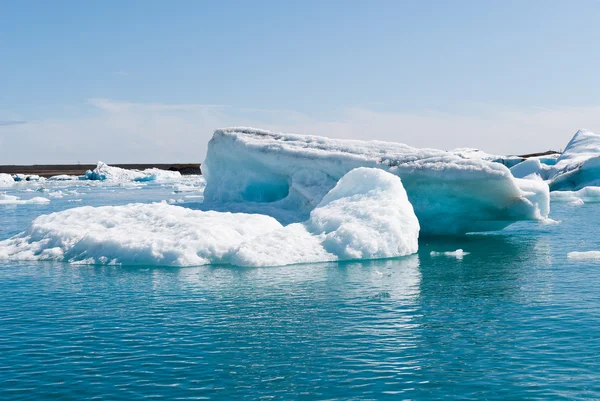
1,180,599,400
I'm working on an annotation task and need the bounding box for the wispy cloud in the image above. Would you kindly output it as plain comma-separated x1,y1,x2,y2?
0,120,27,126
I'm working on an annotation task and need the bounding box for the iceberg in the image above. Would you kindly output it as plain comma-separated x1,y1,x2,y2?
230,167,419,266
430,249,469,259
0,173,14,187
203,128,549,235
0,194,50,205
550,186,600,203
549,130,600,191
85,162,182,182
0,203,282,266
0,168,420,267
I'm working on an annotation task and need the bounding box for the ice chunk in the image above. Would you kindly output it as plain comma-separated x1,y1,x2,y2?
48,175,80,181
567,251,600,260
231,168,420,266
550,186,600,204
452,148,523,168
510,158,544,179
85,162,182,182
430,249,470,259
549,130,600,191
203,128,549,235
0,203,282,266
0,194,50,205
0,173,14,187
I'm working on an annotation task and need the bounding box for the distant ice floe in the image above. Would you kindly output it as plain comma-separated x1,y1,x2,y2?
0,194,50,205
0,173,14,187
203,127,549,235
567,251,600,260
430,249,470,259
48,174,81,181
550,187,600,204
85,161,183,182
0,168,420,267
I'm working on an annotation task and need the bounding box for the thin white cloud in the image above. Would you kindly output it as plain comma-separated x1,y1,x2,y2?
0,98,596,164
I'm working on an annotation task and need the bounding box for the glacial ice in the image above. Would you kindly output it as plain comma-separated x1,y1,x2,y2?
0,194,50,205
0,173,14,187
549,130,600,191
0,168,420,267
203,128,550,235
230,167,419,266
48,174,81,181
0,203,282,266
550,187,600,204
85,162,182,182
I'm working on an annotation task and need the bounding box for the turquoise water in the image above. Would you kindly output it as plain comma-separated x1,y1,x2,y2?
1,181,600,400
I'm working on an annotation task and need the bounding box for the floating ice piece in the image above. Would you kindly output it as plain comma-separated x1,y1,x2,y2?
203,127,549,235
0,173,14,187
0,203,282,266
231,168,419,267
550,186,600,204
85,162,182,182
430,249,470,259
48,174,80,181
0,194,50,205
549,130,600,191
567,251,600,260
0,168,420,267
510,158,549,180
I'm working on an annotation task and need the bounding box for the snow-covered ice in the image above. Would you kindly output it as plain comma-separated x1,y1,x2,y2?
549,130,600,191
0,173,14,187
85,162,183,182
0,168,420,267
48,174,81,181
0,203,282,266
230,168,419,266
203,127,549,235
0,194,50,205
550,186,600,204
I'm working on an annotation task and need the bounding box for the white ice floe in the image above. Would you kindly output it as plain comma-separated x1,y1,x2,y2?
48,174,80,181
230,168,419,266
0,173,14,187
430,249,470,259
0,203,282,266
452,148,523,168
549,130,600,191
203,127,549,235
0,194,50,205
0,168,420,267
550,186,600,204
85,162,183,182
567,251,600,260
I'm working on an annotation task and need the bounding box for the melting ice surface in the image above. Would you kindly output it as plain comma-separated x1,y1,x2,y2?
0,168,419,267
203,128,549,235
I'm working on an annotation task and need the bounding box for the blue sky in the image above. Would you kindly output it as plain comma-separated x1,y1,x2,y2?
1,0,600,163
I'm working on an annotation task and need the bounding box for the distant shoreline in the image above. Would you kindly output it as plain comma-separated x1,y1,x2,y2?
0,163,202,177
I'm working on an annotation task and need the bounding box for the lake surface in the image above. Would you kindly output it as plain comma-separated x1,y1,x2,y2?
1,179,599,400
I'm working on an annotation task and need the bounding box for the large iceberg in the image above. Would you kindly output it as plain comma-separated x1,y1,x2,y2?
203,128,549,235
548,130,600,191
85,162,182,182
0,168,420,267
